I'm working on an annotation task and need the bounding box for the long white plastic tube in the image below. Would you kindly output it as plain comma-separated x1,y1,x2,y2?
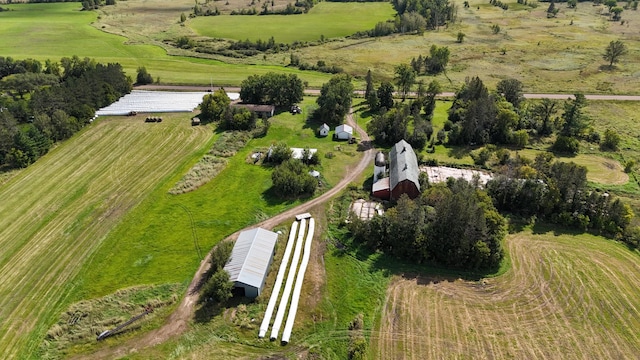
270,218,306,340
281,218,315,344
258,221,299,338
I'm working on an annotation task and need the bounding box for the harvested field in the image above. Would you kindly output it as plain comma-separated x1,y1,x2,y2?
0,114,211,358
372,230,640,359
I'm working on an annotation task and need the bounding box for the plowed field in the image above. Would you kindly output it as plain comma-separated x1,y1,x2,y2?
373,231,640,359
0,114,211,358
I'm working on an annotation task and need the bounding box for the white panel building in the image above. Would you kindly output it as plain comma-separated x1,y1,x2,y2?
224,228,279,298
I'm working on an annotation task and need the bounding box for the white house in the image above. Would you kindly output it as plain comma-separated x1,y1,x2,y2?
334,124,353,140
318,123,330,137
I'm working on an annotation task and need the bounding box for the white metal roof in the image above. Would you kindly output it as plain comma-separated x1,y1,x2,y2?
335,124,353,134
95,90,240,116
372,177,390,193
224,228,278,290
291,148,317,160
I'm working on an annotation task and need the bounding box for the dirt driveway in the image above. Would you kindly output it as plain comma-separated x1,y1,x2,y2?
75,110,372,359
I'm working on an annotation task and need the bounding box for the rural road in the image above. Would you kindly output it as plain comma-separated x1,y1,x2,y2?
76,110,373,359
137,85,640,101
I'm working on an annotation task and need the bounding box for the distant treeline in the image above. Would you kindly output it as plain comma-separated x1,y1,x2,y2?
0,0,78,3
0,56,131,169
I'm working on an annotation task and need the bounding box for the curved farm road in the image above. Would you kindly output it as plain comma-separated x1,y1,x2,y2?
76,110,372,360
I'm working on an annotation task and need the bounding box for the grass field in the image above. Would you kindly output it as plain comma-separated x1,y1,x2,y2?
31,97,363,357
0,3,332,86
0,114,212,358
72,97,363,300
190,2,395,43
290,0,640,93
372,228,640,359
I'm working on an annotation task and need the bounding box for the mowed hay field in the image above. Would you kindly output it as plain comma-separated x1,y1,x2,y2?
373,230,640,359
190,2,395,43
0,114,211,358
0,3,331,87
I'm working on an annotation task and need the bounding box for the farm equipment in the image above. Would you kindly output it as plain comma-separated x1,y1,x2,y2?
96,306,153,341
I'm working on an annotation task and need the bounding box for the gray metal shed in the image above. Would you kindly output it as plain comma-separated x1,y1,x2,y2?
224,228,278,298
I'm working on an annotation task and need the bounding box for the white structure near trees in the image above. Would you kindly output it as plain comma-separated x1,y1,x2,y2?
318,123,330,137
223,227,278,298
373,151,386,183
334,124,353,140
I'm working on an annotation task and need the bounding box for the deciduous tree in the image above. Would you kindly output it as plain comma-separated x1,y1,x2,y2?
200,89,230,123
496,78,524,108
603,40,627,67
316,74,353,125
394,63,416,101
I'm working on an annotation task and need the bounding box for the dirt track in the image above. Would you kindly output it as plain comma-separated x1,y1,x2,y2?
137,85,640,101
76,110,372,359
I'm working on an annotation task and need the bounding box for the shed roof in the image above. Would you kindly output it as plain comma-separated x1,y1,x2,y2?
335,124,353,134
224,228,278,289
372,177,390,193
231,104,275,113
389,139,420,192
319,123,330,131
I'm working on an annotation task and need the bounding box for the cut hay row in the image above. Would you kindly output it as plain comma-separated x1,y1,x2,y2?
0,115,211,358
372,231,640,359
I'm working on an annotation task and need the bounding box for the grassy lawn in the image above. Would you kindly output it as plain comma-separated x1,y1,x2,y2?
53,97,365,356
0,3,332,87
0,113,212,358
190,2,395,43
372,228,640,359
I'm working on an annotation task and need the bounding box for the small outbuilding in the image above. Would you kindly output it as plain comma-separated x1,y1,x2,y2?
231,104,275,118
372,177,391,200
318,123,330,137
191,117,201,126
334,124,353,140
291,147,317,160
223,228,279,298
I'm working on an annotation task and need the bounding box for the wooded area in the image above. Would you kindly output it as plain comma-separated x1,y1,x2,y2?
0,56,131,169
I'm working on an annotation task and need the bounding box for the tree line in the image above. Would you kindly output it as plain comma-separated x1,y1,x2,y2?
0,56,131,169
349,178,507,271
487,153,637,245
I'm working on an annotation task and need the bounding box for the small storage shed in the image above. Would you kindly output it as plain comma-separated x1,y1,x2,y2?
334,124,353,140
318,123,330,137
231,104,275,118
372,177,391,200
224,228,278,298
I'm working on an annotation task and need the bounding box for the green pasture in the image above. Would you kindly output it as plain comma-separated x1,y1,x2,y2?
294,0,640,93
0,3,331,86
190,2,395,43
0,113,212,358
58,97,364,356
